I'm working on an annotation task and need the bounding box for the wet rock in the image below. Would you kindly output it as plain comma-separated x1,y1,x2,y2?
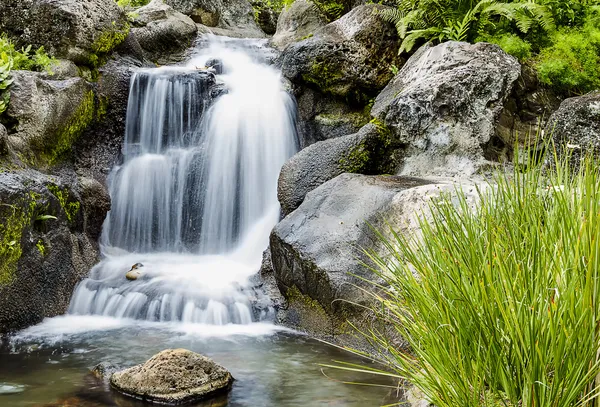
271,173,481,341
545,91,600,168
271,0,327,50
165,0,265,37
278,123,403,215
372,41,521,177
250,0,279,35
132,0,198,65
79,177,111,240
125,263,144,281
0,0,129,66
205,58,224,75
110,349,234,405
0,170,108,332
4,71,96,165
0,124,8,156
91,361,120,382
280,4,401,105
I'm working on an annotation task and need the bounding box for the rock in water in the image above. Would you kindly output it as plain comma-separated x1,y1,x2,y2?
111,349,233,405
125,263,144,281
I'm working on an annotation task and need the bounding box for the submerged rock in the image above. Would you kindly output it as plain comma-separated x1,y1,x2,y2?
545,91,600,167
110,349,233,405
280,4,401,104
372,41,521,177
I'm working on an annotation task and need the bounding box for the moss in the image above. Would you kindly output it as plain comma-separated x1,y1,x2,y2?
0,192,37,285
339,118,396,173
302,60,345,96
87,21,130,68
36,239,46,256
339,142,370,173
47,185,80,223
300,33,314,40
286,286,329,318
42,90,96,165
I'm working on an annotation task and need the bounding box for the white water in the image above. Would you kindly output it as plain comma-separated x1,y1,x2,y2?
68,37,297,328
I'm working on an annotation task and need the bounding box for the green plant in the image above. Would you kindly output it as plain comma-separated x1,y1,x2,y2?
380,0,554,53
47,185,80,223
330,144,600,407
0,59,12,115
476,32,532,60
0,35,56,73
36,239,46,256
536,20,600,94
116,0,149,8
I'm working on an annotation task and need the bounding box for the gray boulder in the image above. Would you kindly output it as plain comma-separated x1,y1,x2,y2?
372,41,521,177
280,4,401,104
110,349,233,404
271,0,327,51
165,0,265,37
0,170,110,332
5,71,99,166
271,173,481,342
545,91,600,167
0,0,129,66
132,0,198,65
278,123,403,214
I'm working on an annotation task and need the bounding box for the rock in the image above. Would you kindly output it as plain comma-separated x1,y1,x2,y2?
205,58,224,75
271,173,482,344
271,0,327,51
0,169,109,332
0,124,8,156
91,362,120,382
4,71,101,166
0,0,129,66
79,177,111,240
280,4,401,104
125,263,144,281
278,123,403,214
132,0,198,65
545,91,600,168
371,41,521,177
110,349,233,405
251,0,279,35
165,0,265,37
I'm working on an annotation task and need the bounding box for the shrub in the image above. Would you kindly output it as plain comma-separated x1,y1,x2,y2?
536,21,600,94
477,33,532,60
334,145,600,407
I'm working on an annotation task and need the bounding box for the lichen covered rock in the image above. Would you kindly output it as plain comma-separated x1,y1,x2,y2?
271,0,327,51
0,170,110,332
132,0,198,65
545,91,600,167
278,123,403,214
371,41,521,177
0,0,129,66
280,4,401,104
110,349,233,404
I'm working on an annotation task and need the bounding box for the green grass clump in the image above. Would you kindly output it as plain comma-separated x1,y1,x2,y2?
335,145,600,407
536,22,600,94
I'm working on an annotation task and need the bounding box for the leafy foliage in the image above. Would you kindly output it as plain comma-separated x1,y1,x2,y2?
0,34,56,115
332,145,600,407
477,32,532,60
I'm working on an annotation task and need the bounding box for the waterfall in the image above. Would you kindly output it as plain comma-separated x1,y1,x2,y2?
68,37,298,325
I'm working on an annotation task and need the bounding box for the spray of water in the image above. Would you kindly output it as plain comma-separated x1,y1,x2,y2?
68,37,298,326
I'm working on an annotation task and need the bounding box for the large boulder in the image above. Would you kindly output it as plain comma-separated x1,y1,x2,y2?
371,41,521,177
0,170,110,332
0,0,129,66
110,349,233,404
278,123,403,214
280,4,401,105
4,71,103,167
132,0,198,65
545,91,600,167
165,0,265,37
271,173,481,343
271,0,327,51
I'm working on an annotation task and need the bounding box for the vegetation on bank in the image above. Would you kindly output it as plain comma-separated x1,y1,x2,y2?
332,146,600,406
0,35,56,115
379,0,600,95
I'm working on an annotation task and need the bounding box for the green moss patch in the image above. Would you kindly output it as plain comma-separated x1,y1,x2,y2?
88,22,130,68
47,185,80,223
0,192,38,285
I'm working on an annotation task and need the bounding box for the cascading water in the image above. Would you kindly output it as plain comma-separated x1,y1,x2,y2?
68,37,298,326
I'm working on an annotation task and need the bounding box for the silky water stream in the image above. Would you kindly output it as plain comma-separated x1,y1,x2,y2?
0,37,393,407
